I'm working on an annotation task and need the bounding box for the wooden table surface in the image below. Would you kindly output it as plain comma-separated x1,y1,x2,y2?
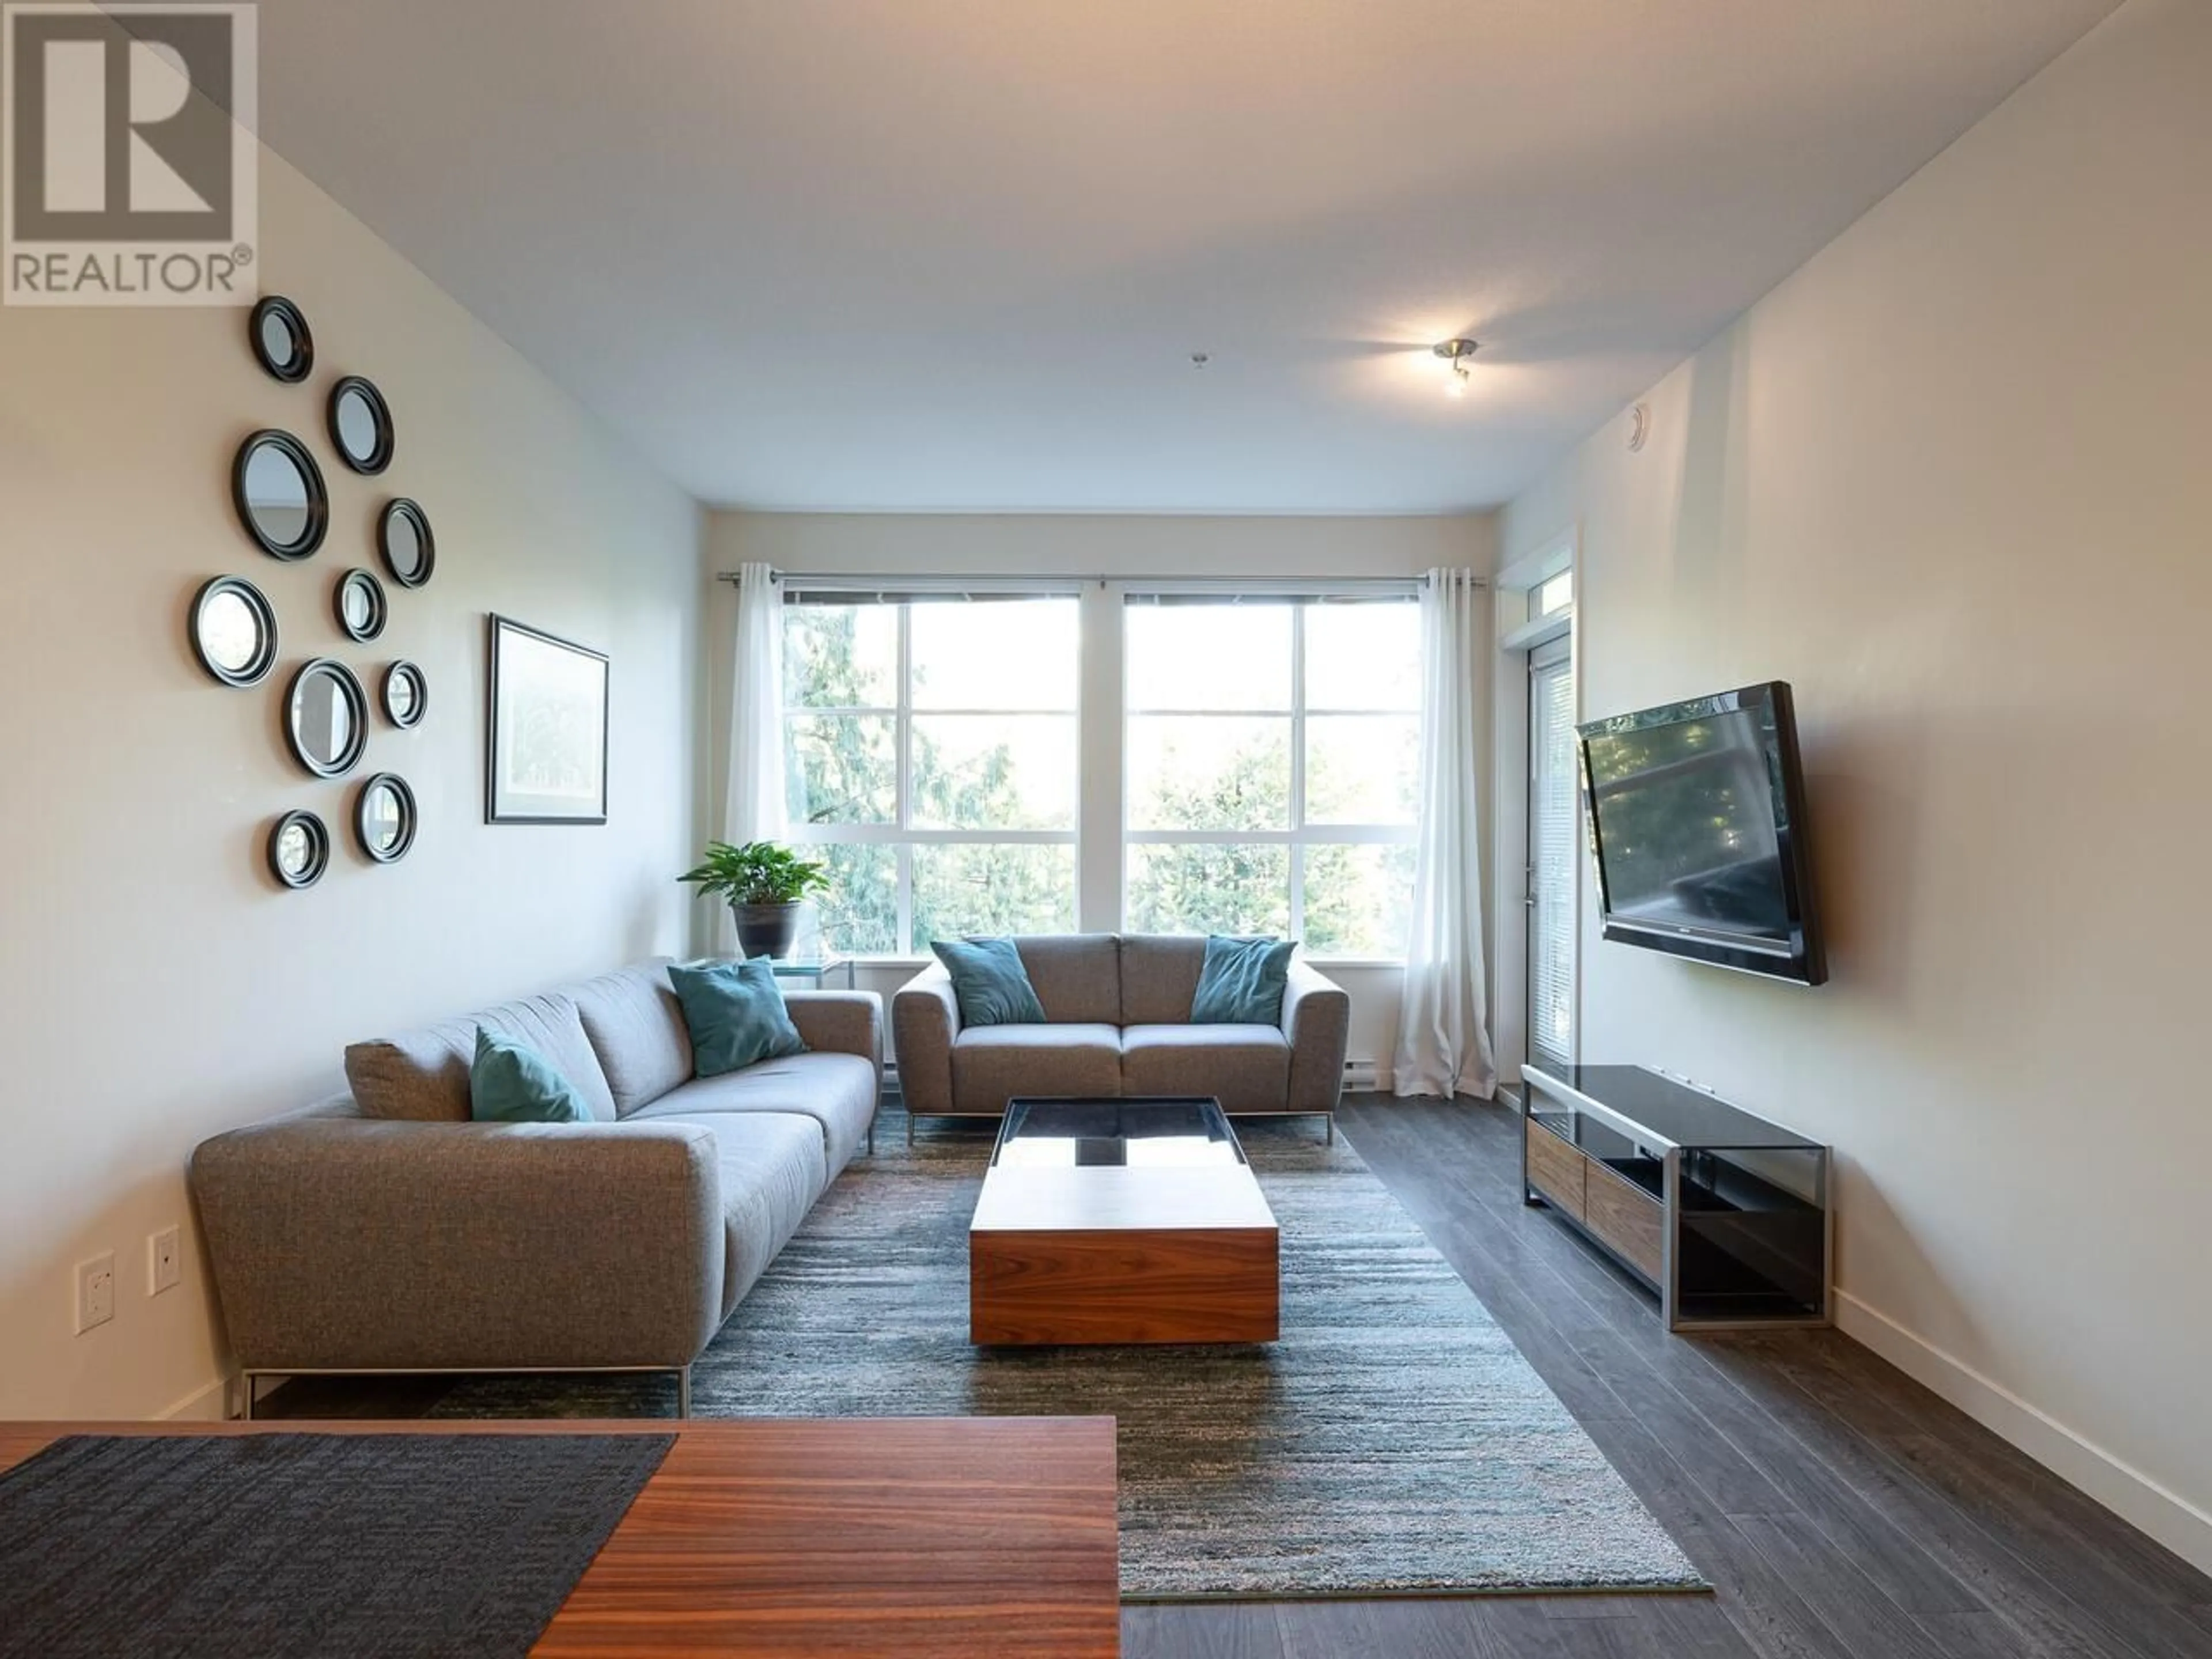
0,1415,1122,1658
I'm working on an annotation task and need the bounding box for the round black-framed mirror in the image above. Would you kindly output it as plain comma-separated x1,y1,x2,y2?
188,575,278,688
283,657,369,779
328,374,395,474
382,660,427,729
232,430,329,561
267,810,329,889
334,568,388,643
248,295,314,383
377,497,435,589
353,772,417,863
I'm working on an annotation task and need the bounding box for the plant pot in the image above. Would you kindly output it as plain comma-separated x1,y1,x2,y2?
732,902,801,960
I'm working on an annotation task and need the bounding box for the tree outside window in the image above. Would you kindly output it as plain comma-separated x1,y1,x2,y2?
783,597,1078,953
1124,599,1420,956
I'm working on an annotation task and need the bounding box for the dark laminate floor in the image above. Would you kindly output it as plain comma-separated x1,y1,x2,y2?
1121,1097,2212,1659
267,1096,2212,1658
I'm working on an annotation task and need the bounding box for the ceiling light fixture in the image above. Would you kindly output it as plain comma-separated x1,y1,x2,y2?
1432,338,1479,398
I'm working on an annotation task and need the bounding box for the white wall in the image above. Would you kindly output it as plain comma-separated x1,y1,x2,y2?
0,152,703,1419
1499,0,2212,1568
703,512,1496,1080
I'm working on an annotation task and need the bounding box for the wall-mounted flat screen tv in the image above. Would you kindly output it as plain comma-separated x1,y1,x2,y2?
1577,680,1826,985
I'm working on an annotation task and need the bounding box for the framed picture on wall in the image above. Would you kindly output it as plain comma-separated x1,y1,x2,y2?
486,614,609,824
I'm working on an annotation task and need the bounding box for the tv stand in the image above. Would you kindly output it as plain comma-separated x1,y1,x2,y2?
1520,1065,1832,1331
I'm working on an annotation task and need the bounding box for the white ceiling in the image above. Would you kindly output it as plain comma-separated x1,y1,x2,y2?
247,0,2118,513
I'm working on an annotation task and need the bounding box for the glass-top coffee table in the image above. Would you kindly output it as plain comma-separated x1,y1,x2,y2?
968,1097,1280,1346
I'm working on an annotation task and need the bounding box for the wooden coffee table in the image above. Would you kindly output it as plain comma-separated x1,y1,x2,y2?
0,1416,1120,1657
969,1096,1280,1346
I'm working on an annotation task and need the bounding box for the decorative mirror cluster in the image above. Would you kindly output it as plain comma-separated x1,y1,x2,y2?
232,430,328,562
378,498,435,588
209,297,428,885
329,375,395,474
249,296,315,384
267,810,330,889
383,661,427,729
285,658,370,779
335,568,387,642
190,577,278,688
355,774,418,863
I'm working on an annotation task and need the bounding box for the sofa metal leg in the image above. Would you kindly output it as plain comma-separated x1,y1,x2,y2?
1325,1114,1335,1146
240,1373,257,1422
676,1365,692,1419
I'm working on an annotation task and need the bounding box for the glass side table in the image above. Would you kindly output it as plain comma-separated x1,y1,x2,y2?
755,952,857,989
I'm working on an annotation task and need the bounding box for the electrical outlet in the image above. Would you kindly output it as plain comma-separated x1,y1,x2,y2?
148,1226,181,1296
74,1252,115,1334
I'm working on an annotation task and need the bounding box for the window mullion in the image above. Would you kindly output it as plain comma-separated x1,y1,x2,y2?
1289,606,1307,927
896,604,914,952
1289,607,1307,832
895,844,914,959
1079,581,1121,934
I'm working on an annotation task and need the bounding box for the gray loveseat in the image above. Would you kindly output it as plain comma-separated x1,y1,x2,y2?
190,957,881,1416
893,933,1350,1141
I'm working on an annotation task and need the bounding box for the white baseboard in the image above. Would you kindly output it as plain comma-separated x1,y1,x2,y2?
1834,1290,2212,1575
159,1374,232,1422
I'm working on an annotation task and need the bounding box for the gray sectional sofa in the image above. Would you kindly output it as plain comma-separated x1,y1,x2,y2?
893,933,1351,1140
190,957,882,1416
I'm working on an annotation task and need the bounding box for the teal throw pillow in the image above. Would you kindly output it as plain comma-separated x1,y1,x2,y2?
669,958,808,1078
469,1026,594,1123
931,937,1047,1027
1191,935,1297,1024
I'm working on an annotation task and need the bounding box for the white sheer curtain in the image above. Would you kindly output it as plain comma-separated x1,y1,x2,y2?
717,563,787,951
1393,567,1498,1100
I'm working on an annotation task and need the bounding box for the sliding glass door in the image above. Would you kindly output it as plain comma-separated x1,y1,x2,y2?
1527,635,1577,1073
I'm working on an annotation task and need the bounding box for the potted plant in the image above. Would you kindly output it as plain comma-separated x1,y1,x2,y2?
677,840,830,960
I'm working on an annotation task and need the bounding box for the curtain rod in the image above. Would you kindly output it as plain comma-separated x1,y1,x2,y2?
713,570,1478,590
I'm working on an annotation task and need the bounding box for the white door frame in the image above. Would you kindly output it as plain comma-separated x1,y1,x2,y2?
1525,632,1578,1073
1489,530,1579,1094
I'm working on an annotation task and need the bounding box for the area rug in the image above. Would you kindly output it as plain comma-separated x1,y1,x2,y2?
434,1112,1703,1599
0,1433,671,1658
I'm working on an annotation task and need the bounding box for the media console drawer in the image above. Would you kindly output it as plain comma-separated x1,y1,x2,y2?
1585,1160,1664,1283
1524,1116,1586,1219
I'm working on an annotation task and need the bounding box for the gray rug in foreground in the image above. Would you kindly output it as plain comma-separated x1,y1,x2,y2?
0,1434,671,1658
435,1112,1705,1599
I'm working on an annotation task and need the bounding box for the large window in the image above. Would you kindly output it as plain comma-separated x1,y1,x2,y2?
1123,597,1421,957
778,585,1426,959
783,594,1080,953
